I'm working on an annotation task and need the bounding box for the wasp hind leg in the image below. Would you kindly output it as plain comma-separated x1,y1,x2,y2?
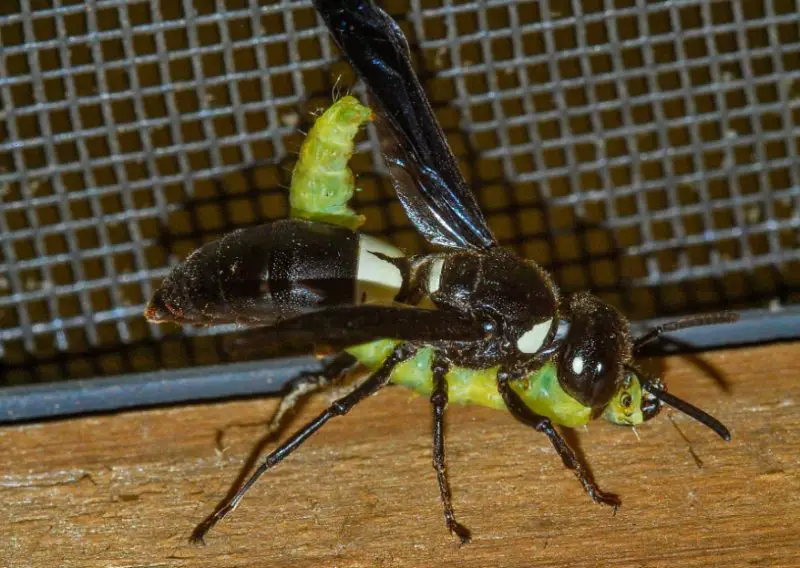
497,372,620,510
264,352,360,437
430,354,472,544
216,352,360,452
190,343,419,544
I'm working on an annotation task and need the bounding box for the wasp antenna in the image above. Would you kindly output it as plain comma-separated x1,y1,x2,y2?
634,311,739,353
640,382,731,441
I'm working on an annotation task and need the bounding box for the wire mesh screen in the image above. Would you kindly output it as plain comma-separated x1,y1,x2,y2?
1,0,798,387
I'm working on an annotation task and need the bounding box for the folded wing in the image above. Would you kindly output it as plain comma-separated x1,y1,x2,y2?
314,0,497,251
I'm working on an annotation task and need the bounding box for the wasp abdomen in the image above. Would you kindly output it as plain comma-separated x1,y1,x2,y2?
145,219,407,326
146,219,356,325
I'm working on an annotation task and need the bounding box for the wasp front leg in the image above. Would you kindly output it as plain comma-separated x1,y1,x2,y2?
497,368,620,510
430,354,471,544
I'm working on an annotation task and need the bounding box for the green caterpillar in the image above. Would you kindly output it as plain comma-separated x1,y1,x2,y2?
287,97,644,429
289,95,372,231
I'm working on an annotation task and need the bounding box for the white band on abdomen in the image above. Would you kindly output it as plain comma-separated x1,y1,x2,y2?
355,234,405,305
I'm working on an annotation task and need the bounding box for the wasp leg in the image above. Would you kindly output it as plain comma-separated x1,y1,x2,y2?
190,343,418,544
267,353,359,434
430,354,472,544
496,375,620,510
218,352,360,450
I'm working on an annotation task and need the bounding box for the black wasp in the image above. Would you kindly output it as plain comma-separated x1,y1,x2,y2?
146,0,736,544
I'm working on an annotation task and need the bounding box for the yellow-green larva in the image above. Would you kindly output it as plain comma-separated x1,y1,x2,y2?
289,95,373,231
287,98,647,429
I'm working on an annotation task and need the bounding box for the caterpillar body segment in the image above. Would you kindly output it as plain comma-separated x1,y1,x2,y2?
348,340,593,428
290,95,373,230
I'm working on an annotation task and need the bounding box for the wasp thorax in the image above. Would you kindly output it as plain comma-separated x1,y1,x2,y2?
557,292,633,409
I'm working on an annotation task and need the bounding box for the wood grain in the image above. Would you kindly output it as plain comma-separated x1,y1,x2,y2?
1,343,798,568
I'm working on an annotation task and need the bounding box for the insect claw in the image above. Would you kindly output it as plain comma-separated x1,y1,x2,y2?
606,493,622,513
188,526,209,546
190,510,230,546
449,521,472,545
593,489,621,511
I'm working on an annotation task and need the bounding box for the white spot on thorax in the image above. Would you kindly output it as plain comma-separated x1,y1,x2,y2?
516,319,552,354
554,319,570,341
572,354,584,375
426,257,446,294
356,235,405,305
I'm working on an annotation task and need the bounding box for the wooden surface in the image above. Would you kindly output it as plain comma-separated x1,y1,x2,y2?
1,343,798,568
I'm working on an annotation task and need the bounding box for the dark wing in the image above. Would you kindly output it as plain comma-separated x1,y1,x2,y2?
314,0,497,250
226,305,486,356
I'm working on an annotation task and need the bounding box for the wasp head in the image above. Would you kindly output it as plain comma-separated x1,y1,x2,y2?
556,295,732,440
556,292,632,411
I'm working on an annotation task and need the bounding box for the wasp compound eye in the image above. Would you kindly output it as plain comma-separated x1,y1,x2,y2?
559,344,619,408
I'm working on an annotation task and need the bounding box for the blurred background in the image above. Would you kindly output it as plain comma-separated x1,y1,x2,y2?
0,0,798,395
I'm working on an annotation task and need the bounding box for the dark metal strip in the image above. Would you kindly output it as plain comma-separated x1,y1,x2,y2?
1,307,798,423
